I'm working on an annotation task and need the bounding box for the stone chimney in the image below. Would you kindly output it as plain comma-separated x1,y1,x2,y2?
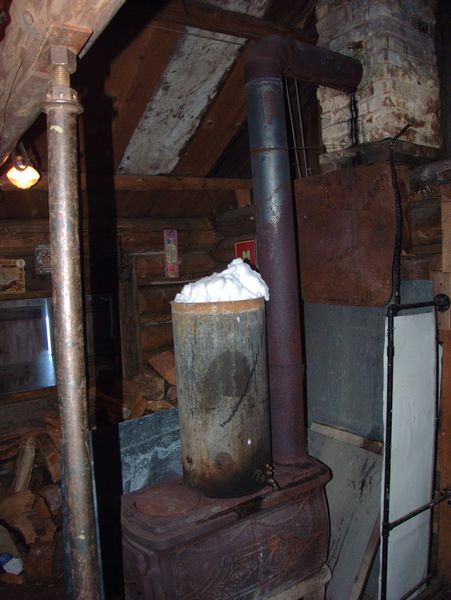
316,0,441,169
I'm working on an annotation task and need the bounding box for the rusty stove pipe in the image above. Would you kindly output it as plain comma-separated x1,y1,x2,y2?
44,48,100,600
245,35,362,465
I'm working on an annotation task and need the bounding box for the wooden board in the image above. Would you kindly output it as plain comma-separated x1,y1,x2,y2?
438,330,451,582
308,429,382,600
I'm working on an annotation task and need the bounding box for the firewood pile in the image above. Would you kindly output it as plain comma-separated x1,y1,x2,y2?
0,413,62,585
0,353,177,586
92,349,178,424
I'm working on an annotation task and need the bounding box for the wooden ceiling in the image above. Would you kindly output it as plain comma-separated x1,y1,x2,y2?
0,0,318,188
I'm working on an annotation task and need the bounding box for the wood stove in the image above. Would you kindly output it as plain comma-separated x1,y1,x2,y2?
121,34,362,600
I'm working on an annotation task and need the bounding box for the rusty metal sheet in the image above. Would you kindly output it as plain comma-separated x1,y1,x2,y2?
295,163,397,306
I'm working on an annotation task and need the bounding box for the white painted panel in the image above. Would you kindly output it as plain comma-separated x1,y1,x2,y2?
380,311,436,600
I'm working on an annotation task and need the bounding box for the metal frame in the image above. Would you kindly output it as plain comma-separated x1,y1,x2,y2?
380,294,451,600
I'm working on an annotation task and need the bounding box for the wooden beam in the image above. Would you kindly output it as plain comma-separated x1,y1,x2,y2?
174,44,251,177
107,26,181,170
0,173,252,192
153,0,316,44
0,0,127,160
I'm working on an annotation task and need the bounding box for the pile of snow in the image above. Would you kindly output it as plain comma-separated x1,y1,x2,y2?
173,258,269,303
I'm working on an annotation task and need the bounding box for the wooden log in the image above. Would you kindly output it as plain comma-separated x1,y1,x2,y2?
8,436,36,494
154,0,315,43
146,398,174,413
120,228,217,254
24,541,56,579
215,206,256,237
0,173,253,192
409,197,442,247
39,484,62,517
0,573,24,584
135,251,216,281
166,385,178,407
139,368,165,403
34,433,60,483
137,284,184,316
141,324,174,357
148,350,177,386
401,254,442,280
0,490,37,544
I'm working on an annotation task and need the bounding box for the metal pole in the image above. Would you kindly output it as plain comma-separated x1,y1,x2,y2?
44,47,100,600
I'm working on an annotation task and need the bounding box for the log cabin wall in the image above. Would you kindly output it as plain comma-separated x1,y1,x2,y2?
0,186,257,385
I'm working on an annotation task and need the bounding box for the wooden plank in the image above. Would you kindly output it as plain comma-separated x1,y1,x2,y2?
108,26,181,170
348,515,380,600
0,0,127,159
174,45,251,177
311,422,383,455
0,173,253,192
8,436,36,494
432,271,451,331
118,258,142,379
438,329,451,582
441,187,451,272
154,0,316,43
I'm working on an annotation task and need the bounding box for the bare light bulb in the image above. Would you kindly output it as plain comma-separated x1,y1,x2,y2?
6,161,40,189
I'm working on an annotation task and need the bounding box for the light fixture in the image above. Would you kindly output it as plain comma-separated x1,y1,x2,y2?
6,142,40,189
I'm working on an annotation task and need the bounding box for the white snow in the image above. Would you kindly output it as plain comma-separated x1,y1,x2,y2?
173,258,269,303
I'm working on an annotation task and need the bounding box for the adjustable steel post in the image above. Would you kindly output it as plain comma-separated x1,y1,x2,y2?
43,46,100,600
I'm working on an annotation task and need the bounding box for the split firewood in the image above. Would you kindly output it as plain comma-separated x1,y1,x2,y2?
0,572,24,584
146,398,174,413
0,490,37,544
8,436,36,494
30,498,55,544
39,484,61,517
148,350,177,385
126,392,147,420
34,433,61,483
166,385,178,407
24,541,56,579
43,414,61,450
140,368,165,402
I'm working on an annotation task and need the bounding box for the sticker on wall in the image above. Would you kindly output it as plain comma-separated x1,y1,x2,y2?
35,244,52,274
164,229,179,279
0,258,25,294
235,239,257,270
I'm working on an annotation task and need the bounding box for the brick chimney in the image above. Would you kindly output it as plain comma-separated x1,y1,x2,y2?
316,0,441,169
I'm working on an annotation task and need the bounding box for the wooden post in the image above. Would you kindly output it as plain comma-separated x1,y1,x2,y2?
438,329,451,582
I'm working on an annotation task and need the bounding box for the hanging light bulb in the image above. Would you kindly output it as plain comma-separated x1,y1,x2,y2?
6,143,40,189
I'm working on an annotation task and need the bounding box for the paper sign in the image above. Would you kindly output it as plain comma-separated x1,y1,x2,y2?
235,239,257,269
0,259,25,294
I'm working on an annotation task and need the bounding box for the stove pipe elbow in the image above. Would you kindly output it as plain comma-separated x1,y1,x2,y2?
245,35,362,466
